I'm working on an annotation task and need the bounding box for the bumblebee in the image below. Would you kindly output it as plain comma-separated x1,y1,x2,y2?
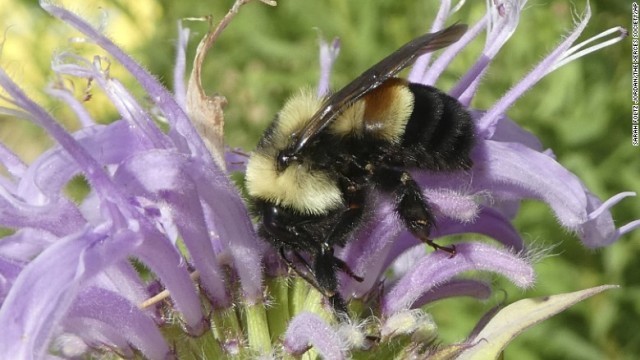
245,24,474,312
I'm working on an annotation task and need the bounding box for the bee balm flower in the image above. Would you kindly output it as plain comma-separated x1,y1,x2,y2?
0,1,635,359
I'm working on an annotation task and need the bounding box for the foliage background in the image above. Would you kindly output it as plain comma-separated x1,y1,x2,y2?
0,0,636,359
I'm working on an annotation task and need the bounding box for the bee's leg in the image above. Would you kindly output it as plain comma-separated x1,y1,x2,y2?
302,202,365,315
314,246,349,314
374,167,456,256
279,247,351,314
279,247,328,295
279,244,350,314
322,201,365,282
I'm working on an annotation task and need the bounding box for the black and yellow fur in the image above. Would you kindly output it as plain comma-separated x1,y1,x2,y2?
245,25,474,313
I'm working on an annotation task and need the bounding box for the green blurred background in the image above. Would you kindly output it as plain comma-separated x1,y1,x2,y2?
0,0,637,359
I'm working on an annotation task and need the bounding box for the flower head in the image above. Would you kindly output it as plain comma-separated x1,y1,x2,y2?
0,0,636,359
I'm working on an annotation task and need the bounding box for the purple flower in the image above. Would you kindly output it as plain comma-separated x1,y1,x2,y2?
0,1,263,358
0,0,636,359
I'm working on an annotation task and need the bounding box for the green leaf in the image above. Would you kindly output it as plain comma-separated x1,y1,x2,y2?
455,285,618,360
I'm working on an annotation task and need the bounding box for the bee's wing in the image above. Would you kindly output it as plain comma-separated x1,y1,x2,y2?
290,23,468,153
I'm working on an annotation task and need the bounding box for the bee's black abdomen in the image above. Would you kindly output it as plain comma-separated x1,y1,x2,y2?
396,83,474,170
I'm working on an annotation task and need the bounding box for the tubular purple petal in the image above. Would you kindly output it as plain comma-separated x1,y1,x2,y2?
45,87,95,128
41,2,213,162
387,244,426,281
182,157,264,302
67,287,171,359
580,192,639,247
482,111,543,151
472,140,587,231
477,4,590,137
0,142,27,178
15,144,79,202
0,68,136,231
0,257,22,303
469,140,638,246
0,227,139,358
129,225,207,332
618,220,640,238
587,192,635,221
174,22,190,111
0,186,84,236
413,278,492,307
434,207,525,251
416,14,488,86
338,201,403,298
382,242,534,316
318,35,341,97
550,26,627,72
0,69,104,190
225,148,249,172
0,228,57,261
423,187,480,223
91,262,150,306
448,0,526,103
381,209,524,279
383,207,525,285
284,312,345,359
194,168,265,302
451,54,490,106
3,120,150,234
17,121,145,204
52,54,170,149
484,0,526,58
383,209,524,277
113,150,231,307
407,0,453,82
